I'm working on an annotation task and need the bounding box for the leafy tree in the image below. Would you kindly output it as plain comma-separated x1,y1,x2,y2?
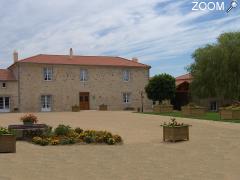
187,32,240,101
145,73,175,104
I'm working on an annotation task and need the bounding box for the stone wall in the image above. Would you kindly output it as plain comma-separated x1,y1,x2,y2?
18,63,152,112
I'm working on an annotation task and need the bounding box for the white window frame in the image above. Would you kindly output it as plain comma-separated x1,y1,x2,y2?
0,96,10,112
41,95,52,112
43,67,53,81
123,92,131,104
80,69,88,82
123,70,130,82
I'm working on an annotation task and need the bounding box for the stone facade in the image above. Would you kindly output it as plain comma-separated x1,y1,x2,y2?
0,59,152,112
0,80,18,112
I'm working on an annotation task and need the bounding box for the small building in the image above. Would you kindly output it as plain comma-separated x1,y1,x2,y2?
173,73,231,111
173,73,192,110
0,49,152,112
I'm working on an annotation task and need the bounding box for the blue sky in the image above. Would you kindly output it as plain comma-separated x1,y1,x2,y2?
0,0,240,77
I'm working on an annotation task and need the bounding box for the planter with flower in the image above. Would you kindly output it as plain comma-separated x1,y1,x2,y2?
72,105,80,112
161,118,191,142
0,127,16,153
99,104,108,111
20,114,38,125
181,103,206,116
220,103,240,120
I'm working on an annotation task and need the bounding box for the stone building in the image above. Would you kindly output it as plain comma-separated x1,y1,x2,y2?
0,49,152,112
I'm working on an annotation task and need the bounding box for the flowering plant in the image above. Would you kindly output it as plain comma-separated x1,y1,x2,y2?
20,114,38,124
0,127,12,135
161,118,188,127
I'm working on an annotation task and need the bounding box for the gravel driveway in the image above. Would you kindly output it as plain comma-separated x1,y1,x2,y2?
0,111,240,180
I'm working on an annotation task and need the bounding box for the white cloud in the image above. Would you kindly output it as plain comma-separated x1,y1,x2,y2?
0,0,240,76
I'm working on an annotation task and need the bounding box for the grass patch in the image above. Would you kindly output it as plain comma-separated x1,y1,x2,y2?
141,111,240,123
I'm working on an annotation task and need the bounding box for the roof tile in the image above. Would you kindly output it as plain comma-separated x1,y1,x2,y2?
18,54,150,68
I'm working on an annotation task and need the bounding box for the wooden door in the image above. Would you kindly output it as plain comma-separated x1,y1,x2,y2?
79,92,90,110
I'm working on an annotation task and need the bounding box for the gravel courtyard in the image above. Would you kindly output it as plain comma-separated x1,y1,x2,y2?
0,111,240,180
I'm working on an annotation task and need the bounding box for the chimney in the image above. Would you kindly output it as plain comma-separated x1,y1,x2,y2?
69,48,73,59
132,57,138,62
13,50,18,63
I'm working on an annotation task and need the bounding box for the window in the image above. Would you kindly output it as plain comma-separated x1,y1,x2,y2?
43,67,53,81
0,97,10,112
123,92,131,103
41,95,52,112
2,82,6,88
80,69,88,81
123,70,130,81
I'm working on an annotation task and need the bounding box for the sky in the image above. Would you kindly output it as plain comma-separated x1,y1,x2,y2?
0,0,240,77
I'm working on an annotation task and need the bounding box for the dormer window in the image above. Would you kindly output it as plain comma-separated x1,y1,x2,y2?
123,70,130,81
43,67,53,81
80,69,88,81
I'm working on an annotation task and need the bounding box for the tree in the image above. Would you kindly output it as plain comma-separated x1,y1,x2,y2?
187,32,240,101
145,73,175,104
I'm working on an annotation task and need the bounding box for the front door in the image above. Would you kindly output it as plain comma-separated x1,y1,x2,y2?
79,92,89,110
0,97,10,112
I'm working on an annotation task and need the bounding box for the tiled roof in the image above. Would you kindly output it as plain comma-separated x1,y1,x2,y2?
175,73,192,86
18,54,150,68
0,69,16,81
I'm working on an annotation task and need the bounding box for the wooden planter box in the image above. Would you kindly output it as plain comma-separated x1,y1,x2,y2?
182,106,206,116
0,135,16,153
220,109,240,120
162,125,190,142
99,104,107,111
72,106,80,112
153,105,173,113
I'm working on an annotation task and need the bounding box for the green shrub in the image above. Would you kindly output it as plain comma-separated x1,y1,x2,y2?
84,136,94,144
107,138,116,145
40,138,49,146
32,136,42,144
74,127,83,134
60,138,71,145
103,132,113,143
113,135,122,143
54,125,72,136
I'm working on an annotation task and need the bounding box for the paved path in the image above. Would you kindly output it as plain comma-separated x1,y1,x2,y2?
0,111,240,180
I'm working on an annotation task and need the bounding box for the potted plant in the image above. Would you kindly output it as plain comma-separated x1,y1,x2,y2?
99,104,108,111
0,127,16,153
72,105,80,112
20,114,38,125
220,102,240,120
181,103,206,116
161,118,191,142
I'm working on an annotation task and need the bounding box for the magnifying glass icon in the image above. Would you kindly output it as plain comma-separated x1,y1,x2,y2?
227,0,238,13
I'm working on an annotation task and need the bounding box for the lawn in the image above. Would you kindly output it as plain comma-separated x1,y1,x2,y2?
141,111,240,123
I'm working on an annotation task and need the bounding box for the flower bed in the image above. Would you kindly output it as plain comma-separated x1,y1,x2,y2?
161,118,191,142
182,103,206,116
31,124,123,146
0,127,16,153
